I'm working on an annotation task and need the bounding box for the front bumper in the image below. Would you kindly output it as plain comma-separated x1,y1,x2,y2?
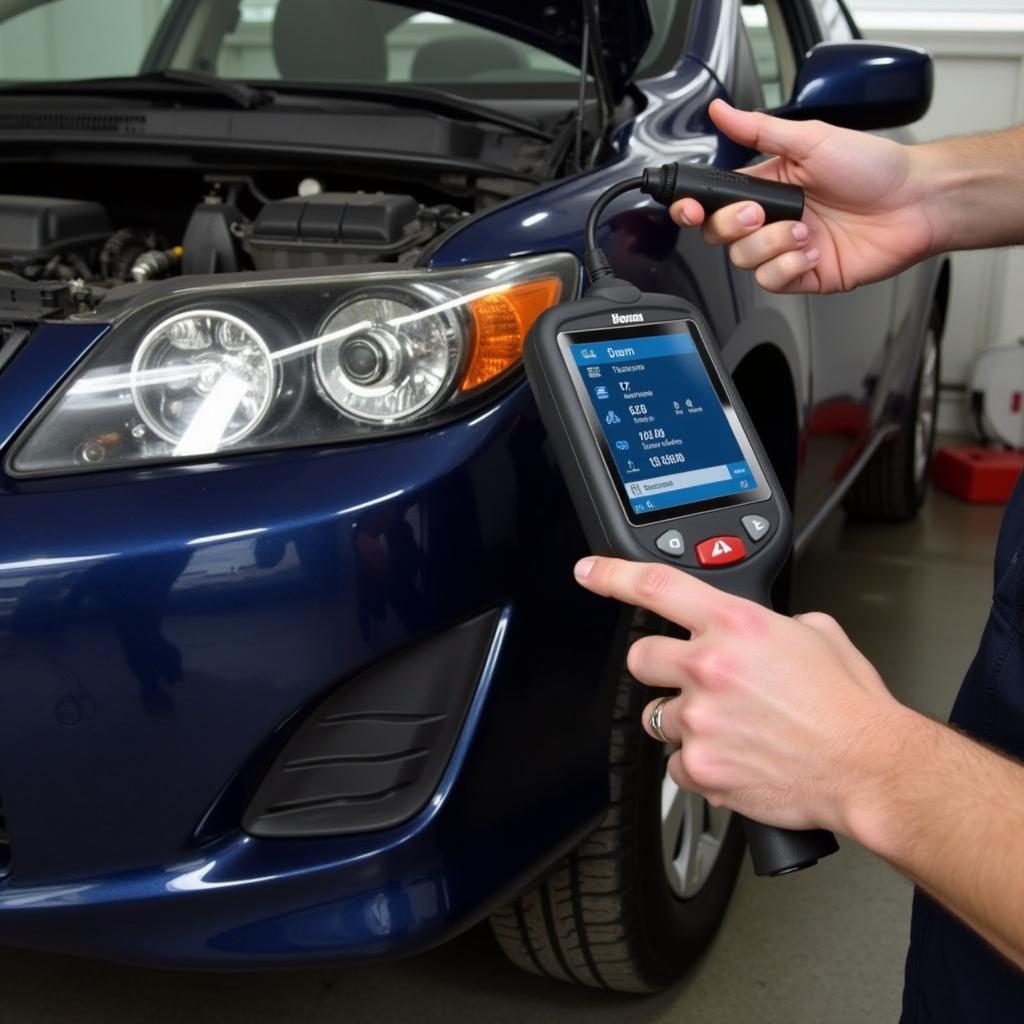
0,325,623,966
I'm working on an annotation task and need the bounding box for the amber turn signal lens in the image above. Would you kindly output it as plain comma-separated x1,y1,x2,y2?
460,276,563,392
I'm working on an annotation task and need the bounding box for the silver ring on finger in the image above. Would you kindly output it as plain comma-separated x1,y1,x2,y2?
649,695,673,745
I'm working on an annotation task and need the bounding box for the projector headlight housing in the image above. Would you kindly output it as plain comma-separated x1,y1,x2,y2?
9,254,577,476
312,287,463,424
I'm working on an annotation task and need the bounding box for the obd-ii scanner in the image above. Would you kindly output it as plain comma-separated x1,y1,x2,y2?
525,163,840,877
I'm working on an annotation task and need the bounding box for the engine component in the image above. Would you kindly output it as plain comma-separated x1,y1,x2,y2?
247,192,430,270
99,227,161,282
0,273,75,319
0,196,111,262
0,196,111,278
0,274,77,373
131,247,183,282
181,202,245,275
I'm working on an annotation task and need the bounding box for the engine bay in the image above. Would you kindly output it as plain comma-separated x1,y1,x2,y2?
0,165,477,316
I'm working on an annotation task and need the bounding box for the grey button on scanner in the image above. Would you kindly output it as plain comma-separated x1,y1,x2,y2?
656,529,685,558
741,515,771,542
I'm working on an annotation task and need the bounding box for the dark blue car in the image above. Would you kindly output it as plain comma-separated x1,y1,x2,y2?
0,0,946,994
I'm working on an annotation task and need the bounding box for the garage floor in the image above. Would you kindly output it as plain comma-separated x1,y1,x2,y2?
0,488,1005,1024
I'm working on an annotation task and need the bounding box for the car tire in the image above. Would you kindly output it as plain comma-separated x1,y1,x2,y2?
843,306,942,523
489,609,745,993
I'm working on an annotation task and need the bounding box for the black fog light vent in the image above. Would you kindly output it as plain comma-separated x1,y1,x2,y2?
0,798,10,877
244,609,500,838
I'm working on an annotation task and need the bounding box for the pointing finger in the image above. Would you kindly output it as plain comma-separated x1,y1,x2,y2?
574,557,732,635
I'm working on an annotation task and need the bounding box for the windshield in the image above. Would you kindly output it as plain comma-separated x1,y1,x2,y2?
0,0,171,80
0,0,686,88
0,0,579,85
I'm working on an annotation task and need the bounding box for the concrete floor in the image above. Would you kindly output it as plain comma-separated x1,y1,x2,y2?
0,489,1005,1024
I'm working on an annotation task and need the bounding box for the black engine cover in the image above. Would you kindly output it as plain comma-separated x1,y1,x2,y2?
0,196,110,262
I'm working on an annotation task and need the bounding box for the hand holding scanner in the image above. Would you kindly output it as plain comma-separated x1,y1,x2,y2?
525,162,839,877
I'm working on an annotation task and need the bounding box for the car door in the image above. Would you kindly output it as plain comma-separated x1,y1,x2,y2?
734,0,897,531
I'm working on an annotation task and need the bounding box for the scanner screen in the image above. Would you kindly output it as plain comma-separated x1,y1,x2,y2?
565,325,768,523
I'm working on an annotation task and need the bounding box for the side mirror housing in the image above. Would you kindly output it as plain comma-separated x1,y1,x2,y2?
772,41,933,131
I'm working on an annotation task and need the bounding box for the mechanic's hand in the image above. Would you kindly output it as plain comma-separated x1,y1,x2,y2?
671,99,941,294
574,556,912,835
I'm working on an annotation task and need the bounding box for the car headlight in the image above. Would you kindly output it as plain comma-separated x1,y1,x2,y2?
313,288,461,423
9,254,577,475
131,310,278,448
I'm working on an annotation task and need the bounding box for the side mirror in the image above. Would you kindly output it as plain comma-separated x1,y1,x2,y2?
772,41,933,131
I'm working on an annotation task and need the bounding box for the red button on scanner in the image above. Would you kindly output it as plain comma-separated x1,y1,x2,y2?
695,535,747,567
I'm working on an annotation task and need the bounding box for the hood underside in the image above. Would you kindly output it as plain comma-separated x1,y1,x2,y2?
419,1,653,99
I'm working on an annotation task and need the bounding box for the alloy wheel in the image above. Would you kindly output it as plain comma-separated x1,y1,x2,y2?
661,759,732,899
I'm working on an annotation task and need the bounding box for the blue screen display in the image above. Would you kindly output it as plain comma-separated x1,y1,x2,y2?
570,332,758,516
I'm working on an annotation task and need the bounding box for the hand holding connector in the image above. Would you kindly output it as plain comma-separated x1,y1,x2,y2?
585,162,804,283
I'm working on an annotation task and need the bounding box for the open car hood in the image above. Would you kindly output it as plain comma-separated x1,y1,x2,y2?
421,1,653,99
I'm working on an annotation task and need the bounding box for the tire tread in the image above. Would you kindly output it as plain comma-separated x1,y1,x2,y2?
490,617,675,993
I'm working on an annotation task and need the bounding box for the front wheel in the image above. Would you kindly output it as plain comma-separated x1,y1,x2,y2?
490,610,745,993
844,306,942,522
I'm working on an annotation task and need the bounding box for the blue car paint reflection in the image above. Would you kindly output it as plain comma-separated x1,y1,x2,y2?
0,337,624,960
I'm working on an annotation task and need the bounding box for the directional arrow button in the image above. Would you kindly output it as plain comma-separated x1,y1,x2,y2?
741,515,771,542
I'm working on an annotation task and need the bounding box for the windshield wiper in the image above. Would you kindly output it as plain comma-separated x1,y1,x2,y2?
0,70,274,110
138,69,274,109
0,72,553,141
265,81,554,142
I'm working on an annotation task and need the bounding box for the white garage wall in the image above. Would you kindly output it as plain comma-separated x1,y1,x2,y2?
849,2,1024,429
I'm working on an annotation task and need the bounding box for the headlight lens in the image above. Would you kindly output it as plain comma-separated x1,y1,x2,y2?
9,254,578,476
131,310,277,448
313,289,461,423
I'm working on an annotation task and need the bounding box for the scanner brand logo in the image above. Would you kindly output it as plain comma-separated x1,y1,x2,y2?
611,312,644,325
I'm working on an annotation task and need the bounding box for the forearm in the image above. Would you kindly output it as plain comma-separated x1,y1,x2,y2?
917,126,1024,254
847,705,1024,970
573,553,1024,964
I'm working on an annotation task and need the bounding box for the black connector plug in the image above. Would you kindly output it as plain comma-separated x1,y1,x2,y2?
639,162,680,207
583,247,613,283
641,162,804,224
584,162,805,288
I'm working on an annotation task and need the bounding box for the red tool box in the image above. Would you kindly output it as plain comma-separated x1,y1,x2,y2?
932,446,1024,503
